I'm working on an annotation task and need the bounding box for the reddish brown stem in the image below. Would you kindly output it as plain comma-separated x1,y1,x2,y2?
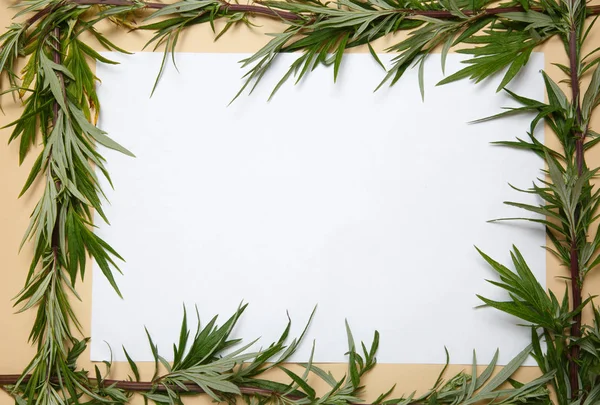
50,26,64,242
52,27,61,122
50,32,62,268
104,380,306,398
22,0,600,26
70,0,303,20
567,20,583,398
0,375,298,396
0,374,367,403
26,4,56,25
570,26,584,150
569,239,582,394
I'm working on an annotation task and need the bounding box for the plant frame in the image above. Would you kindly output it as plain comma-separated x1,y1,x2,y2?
1,0,600,404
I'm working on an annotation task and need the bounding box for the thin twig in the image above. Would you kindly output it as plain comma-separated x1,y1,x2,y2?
0,374,371,404
567,15,583,399
50,26,63,260
22,0,600,27
104,380,306,399
70,0,304,20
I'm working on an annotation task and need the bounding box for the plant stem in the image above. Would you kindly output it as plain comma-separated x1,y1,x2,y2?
23,24,71,394
50,27,64,278
52,27,61,123
72,0,304,20
105,380,306,398
23,0,600,27
567,19,583,398
0,374,354,403
569,239,582,396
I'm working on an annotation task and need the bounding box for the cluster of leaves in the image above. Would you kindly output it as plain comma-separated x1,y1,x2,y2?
12,304,552,405
387,348,552,405
0,2,138,404
129,0,573,101
136,304,314,405
468,29,600,399
235,0,565,100
475,243,600,404
134,306,555,405
1,0,600,404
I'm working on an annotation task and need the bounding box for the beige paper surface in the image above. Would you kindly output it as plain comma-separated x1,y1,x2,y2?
0,3,599,403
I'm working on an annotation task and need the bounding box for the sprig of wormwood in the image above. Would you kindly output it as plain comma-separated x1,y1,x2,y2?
1,0,600,404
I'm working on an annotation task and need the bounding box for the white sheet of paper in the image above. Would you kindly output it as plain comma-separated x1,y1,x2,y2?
91,52,545,365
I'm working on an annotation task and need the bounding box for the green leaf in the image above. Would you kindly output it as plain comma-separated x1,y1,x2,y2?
281,367,316,399
542,71,569,111
19,152,44,198
39,52,68,113
499,11,555,28
475,349,498,389
333,33,349,82
367,43,386,71
418,56,426,101
441,33,454,75
123,347,141,382
497,48,532,91
69,103,136,157
582,62,600,121
476,344,532,395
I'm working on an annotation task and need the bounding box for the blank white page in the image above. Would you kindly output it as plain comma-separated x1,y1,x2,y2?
91,52,545,365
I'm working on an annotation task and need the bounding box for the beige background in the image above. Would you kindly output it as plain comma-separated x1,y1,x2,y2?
1,2,599,403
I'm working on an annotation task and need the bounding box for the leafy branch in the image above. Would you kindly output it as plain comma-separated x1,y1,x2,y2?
0,306,554,405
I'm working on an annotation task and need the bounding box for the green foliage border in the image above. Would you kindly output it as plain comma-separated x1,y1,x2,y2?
2,0,600,404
